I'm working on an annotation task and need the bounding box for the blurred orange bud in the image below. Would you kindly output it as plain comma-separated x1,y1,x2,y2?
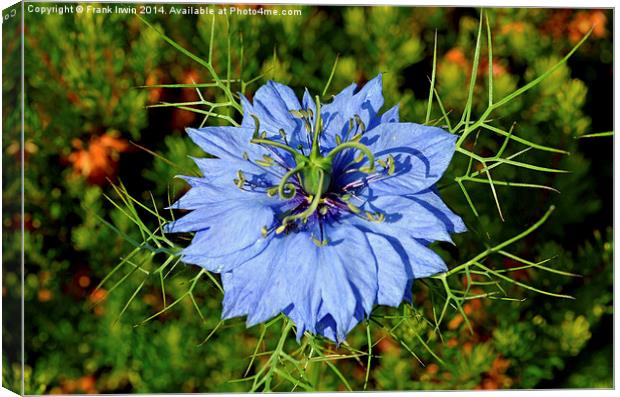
448,314,463,330
67,132,129,185
569,10,607,43
89,288,108,303
38,289,53,302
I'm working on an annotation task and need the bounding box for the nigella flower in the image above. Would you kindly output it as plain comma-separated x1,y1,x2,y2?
165,74,465,342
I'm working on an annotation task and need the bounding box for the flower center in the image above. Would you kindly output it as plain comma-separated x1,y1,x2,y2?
246,95,382,239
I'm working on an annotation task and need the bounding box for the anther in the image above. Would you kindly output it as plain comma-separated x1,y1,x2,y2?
386,154,395,175
251,114,261,138
266,186,279,197
347,202,362,214
256,155,275,167
289,109,306,118
350,132,363,142
354,114,366,133
278,129,288,145
234,170,246,189
312,237,329,247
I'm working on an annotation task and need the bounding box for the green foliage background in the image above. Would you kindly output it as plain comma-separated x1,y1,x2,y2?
2,3,613,392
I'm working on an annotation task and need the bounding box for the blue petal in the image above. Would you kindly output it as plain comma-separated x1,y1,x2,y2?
239,94,256,128
302,88,316,115
380,104,399,124
167,179,273,210
323,74,384,129
187,126,262,160
342,193,461,243
407,188,467,235
404,238,449,279
187,125,296,172
166,198,275,270
191,157,283,191
220,232,322,332
219,223,378,343
220,236,289,323
182,235,271,273
320,74,384,148
240,82,309,150
340,122,457,194
364,232,412,307
245,233,322,327
314,223,377,341
340,214,449,279
253,81,301,128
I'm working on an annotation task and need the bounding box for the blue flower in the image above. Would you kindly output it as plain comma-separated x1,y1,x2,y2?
165,74,465,342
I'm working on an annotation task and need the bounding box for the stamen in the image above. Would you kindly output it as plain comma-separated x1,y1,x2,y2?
251,114,261,138
386,154,396,175
338,119,355,145
234,170,246,189
278,129,289,146
289,110,306,118
350,132,363,142
255,154,275,167
354,114,366,133
346,202,362,214
364,211,385,223
312,236,329,247
266,186,279,197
